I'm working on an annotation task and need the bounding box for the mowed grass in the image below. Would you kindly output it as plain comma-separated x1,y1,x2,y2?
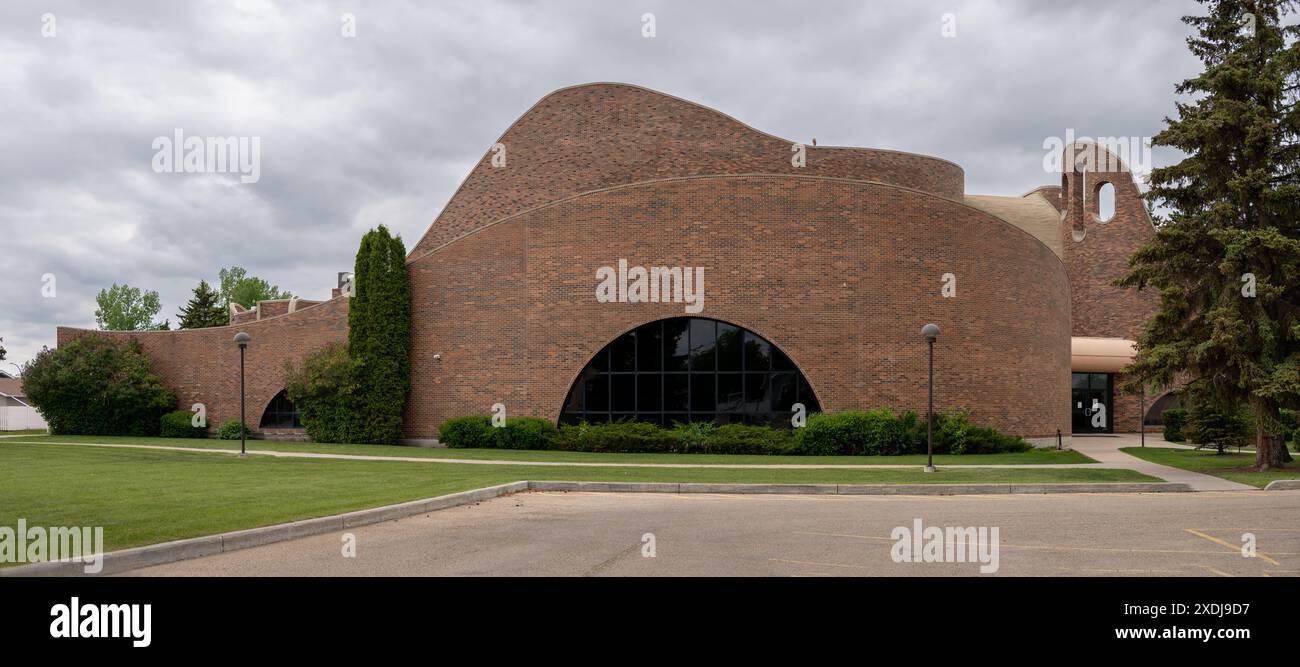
2,434,1097,465
0,442,1156,556
1121,447,1300,489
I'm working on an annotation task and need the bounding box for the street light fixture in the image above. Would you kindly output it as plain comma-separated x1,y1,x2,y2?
921,324,940,473
234,332,251,457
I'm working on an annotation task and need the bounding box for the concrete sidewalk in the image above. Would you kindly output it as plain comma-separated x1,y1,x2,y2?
1071,434,1254,491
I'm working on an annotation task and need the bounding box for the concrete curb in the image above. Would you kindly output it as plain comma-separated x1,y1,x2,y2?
0,481,528,577
1,479,1190,577
1263,479,1300,491
526,481,1193,496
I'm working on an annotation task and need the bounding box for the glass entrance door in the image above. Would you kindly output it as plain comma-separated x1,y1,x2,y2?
1071,373,1113,434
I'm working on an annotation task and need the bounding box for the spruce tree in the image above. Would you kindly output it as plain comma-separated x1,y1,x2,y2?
1120,0,1300,469
347,225,411,444
177,280,228,329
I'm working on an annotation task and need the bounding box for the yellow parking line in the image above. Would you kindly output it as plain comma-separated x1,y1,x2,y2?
1184,529,1280,566
770,558,871,571
1199,565,1234,577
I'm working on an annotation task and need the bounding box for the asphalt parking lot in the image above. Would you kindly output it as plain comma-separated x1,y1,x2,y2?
123,490,1300,577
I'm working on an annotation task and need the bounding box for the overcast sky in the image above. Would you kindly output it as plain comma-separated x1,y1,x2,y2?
0,0,1206,369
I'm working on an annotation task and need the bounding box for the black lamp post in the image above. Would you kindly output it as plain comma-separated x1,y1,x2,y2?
921,324,940,473
234,332,251,457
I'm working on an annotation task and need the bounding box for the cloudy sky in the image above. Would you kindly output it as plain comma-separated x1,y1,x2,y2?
0,0,1206,369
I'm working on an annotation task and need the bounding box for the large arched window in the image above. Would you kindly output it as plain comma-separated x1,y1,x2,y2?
259,390,302,428
560,317,821,427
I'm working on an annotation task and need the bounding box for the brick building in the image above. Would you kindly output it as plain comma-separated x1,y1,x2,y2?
57,83,1166,445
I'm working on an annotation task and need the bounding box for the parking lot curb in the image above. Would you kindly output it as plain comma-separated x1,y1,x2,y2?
1263,479,1300,491
1,479,1191,576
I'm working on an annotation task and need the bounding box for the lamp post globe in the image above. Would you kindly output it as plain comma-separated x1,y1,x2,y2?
921,324,940,472
234,332,251,456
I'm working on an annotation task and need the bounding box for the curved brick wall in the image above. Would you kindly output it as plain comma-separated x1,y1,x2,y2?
56,297,349,433
406,175,1070,439
409,83,965,257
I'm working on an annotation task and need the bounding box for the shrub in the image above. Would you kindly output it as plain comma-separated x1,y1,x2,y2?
931,411,1030,455
794,409,919,455
218,420,251,440
21,336,175,436
1161,408,1187,442
697,423,796,455
285,343,363,444
670,420,717,451
553,420,681,453
438,415,495,448
1184,405,1252,453
160,410,206,438
496,417,558,450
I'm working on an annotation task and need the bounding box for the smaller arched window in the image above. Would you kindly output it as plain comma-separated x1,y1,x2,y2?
1095,182,1115,222
260,390,302,428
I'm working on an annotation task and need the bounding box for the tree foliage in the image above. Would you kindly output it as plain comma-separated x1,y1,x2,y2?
284,343,363,444
1119,0,1300,469
218,266,293,310
95,283,168,331
21,336,175,435
347,225,411,444
177,280,228,329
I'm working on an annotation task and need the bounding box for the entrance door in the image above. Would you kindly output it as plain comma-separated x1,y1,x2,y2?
1071,373,1113,434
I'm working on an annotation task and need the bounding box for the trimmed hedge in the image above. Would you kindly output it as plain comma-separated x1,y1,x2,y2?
218,420,251,440
1161,408,1187,442
160,410,206,438
438,410,1028,456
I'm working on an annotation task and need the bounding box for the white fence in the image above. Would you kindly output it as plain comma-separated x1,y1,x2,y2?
0,406,48,431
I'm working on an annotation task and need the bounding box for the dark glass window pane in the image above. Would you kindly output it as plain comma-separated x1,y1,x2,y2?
611,374,636,411
771,345,794,371
561,318,821,429
664,319,690,371
637,374,662,411
585,375,609,412
1091,373,1110,390
743,331,771,371
588,347,609,373
691,374,715,412
689,319,716,371
636,321,662,372
664,374,689,411
745,373,772,411
717,374,743,413
717,323,742,371
772,373,797,412
610,332,636,372
1072,373,1089,389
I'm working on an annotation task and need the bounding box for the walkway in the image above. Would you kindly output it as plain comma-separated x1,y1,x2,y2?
1071,434,1254,491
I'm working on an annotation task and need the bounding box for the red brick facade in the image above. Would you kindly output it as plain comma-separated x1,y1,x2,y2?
53,83,1166,441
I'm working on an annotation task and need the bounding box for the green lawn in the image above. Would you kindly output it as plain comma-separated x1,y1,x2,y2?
0,441,1156,557
0,429,49,436
2,434,1097,465
1121,447,1300,489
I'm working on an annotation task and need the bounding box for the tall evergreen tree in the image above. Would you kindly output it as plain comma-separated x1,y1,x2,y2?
1120,0,1300,469
177,280,228,329
347,225,411,444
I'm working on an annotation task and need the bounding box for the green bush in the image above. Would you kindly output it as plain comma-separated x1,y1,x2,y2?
670,420,717,451
1161,408,1187,442
695,423,796,455
160,410,206,438
553,420,681,453
931,411,1030,455
496,417,558,450
1184,405,1252,453
218,420,251,440
21,336,175,436
794,409,923,456
438,415,495,448
284,343,363,444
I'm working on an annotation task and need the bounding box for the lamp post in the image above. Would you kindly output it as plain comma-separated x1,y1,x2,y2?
921,324,940,473
234,332,251,457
